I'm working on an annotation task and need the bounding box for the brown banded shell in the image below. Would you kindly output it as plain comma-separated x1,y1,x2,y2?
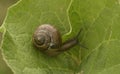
32,24,62,51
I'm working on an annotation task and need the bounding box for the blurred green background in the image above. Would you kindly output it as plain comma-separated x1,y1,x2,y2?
0,0,18,74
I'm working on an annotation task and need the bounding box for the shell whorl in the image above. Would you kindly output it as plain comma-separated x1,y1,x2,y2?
33,24,62,51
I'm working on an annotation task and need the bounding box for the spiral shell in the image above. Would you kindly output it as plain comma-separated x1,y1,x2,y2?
32,24,62,51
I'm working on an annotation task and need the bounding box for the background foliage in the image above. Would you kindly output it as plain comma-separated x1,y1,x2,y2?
0,0,17,74
1,0,120,74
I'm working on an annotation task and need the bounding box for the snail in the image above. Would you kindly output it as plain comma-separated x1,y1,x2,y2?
32,24,82,56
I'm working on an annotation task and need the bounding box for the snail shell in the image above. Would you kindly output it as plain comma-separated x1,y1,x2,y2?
33,24,62,51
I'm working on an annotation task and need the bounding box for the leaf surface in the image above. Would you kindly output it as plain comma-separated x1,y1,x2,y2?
1,0,120,74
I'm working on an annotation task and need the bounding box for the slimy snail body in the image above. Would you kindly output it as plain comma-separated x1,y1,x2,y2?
32,24,81,56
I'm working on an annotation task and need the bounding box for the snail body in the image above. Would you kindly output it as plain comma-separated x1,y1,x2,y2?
32,24,81,56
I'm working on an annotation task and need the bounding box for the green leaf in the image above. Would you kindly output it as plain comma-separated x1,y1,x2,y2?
1,0,120,74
